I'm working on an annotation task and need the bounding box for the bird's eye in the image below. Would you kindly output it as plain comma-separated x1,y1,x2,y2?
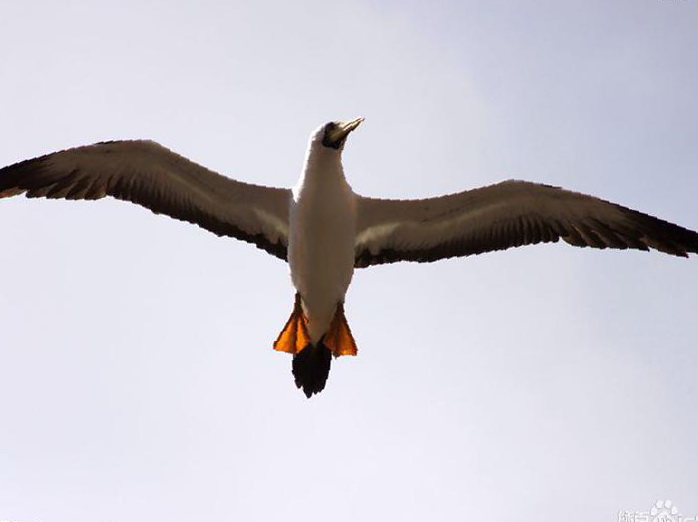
321,122,342,149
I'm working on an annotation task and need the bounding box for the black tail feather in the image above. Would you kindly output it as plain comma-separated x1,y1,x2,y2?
292,341,332,398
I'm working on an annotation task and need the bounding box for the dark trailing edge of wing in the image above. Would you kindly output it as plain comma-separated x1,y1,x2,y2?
354,201,698,268
0,149,288,261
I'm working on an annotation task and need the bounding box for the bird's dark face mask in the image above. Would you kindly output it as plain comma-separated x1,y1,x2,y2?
321,118,364,149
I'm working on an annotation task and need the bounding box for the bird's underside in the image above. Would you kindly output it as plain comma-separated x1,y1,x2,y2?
1,123,698,397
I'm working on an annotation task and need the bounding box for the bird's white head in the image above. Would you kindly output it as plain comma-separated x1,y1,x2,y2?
309,117,364,153
298,117,364,191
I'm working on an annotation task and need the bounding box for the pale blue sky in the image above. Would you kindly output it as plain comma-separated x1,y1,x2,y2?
1,1,697,521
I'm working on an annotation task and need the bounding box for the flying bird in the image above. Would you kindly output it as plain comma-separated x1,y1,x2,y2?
1,118,697,397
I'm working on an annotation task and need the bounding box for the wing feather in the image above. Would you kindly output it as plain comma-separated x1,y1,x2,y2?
0,140,291,260
354,180,698,267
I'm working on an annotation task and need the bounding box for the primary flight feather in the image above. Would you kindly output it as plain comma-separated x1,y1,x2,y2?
1,118,697,397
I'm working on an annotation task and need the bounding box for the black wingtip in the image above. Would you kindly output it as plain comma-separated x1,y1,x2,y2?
292,342,332,398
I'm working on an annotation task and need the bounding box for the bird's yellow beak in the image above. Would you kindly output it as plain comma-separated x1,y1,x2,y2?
323,117,364,148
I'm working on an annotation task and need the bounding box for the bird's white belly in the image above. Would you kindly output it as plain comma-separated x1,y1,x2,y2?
288,186,356,343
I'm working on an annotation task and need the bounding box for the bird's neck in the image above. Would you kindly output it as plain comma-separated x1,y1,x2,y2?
294,147,348,197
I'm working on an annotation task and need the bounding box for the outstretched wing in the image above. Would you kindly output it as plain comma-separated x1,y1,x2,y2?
0,140,291,260
355,179,698,267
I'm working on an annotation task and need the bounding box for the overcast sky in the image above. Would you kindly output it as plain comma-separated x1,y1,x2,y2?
1,1,697,521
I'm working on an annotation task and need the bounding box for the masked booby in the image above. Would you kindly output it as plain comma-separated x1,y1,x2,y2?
1,118,697,397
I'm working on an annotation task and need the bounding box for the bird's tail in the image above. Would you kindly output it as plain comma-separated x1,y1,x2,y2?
292,341,333,398
274,293,358,397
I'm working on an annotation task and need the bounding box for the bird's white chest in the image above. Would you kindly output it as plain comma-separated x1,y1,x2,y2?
288,172,357,340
